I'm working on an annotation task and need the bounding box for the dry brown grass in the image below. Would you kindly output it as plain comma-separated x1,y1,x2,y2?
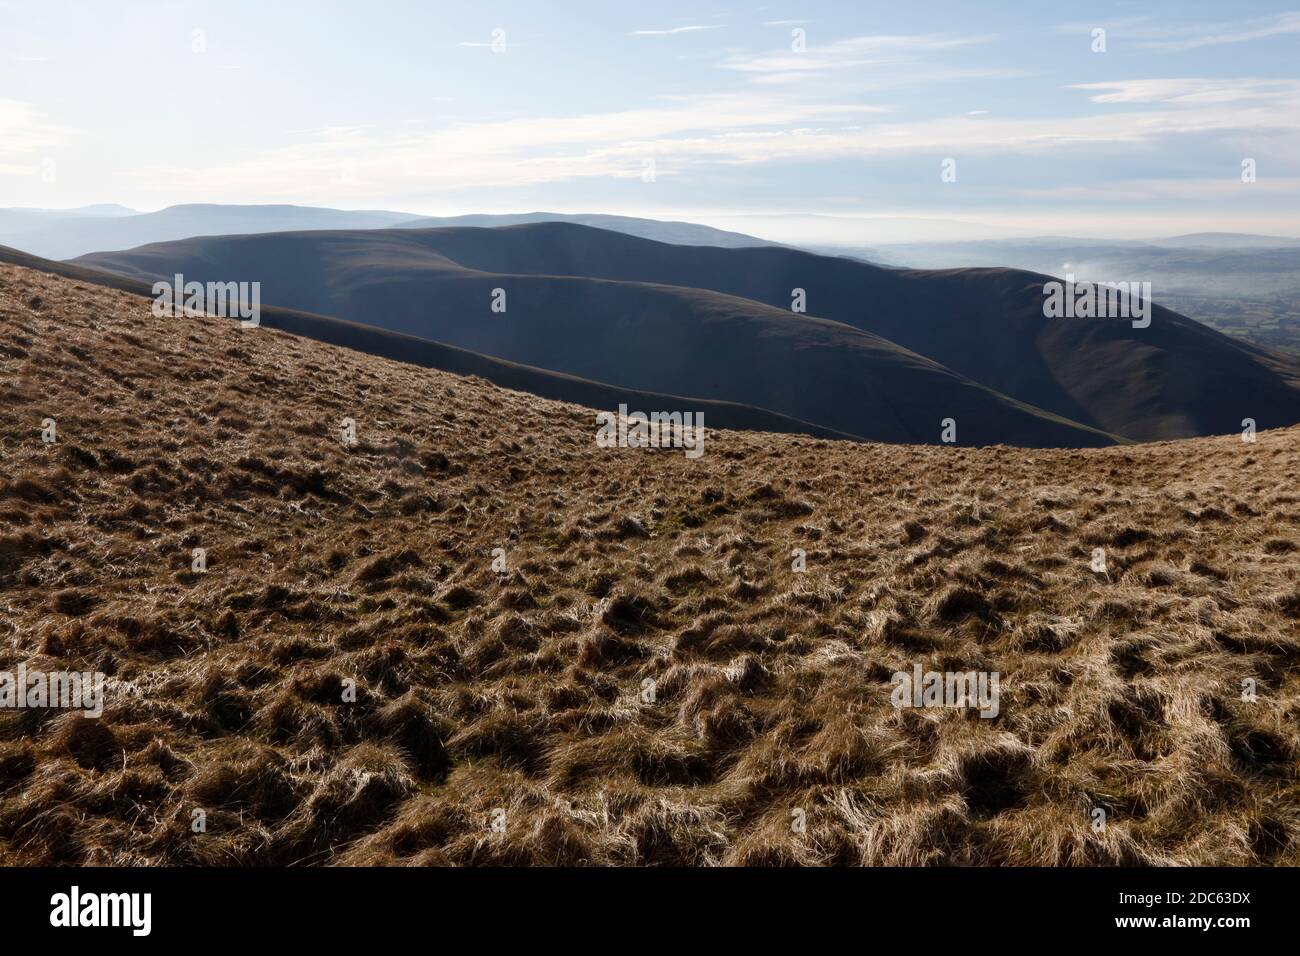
1,261,1297,866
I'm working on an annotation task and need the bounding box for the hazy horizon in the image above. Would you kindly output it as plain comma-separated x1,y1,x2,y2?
8,202,1300,247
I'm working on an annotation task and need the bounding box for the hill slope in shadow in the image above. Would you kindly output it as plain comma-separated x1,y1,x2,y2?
0,244,851,442
75,230,1118,447
79,222,1300,442
374,223,1300,442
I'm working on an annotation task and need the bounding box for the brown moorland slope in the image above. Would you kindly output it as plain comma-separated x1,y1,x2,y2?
1,262,1298,866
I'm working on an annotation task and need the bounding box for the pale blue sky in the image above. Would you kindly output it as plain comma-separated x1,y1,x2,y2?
2,0,1298,240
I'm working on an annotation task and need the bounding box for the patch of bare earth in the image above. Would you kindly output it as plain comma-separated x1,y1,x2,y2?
0,261,1297,866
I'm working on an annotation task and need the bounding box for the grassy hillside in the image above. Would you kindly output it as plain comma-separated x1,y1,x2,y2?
1,263,1297,865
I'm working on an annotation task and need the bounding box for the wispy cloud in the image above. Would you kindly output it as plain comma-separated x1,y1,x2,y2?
131,92,887,197
629,25,722,37
1137,11,1300,52
721,32,996,84
1071,78,1300,106
124,73,1300,205
1057,11,1300,52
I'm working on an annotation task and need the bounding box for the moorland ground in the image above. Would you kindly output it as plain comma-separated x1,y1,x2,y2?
1,261,1298,865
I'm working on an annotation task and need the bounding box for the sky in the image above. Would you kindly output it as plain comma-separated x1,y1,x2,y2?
2,0,1299,242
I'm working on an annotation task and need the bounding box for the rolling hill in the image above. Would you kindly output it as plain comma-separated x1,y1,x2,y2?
351,223,1300,442
0,244,852,442
79,222,1300,444
73,229,1124,448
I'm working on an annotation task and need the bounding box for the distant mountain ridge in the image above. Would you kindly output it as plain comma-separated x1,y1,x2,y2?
0,203,778,260
393,211,778,248
0,204,418,260
1155,233,1300,249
